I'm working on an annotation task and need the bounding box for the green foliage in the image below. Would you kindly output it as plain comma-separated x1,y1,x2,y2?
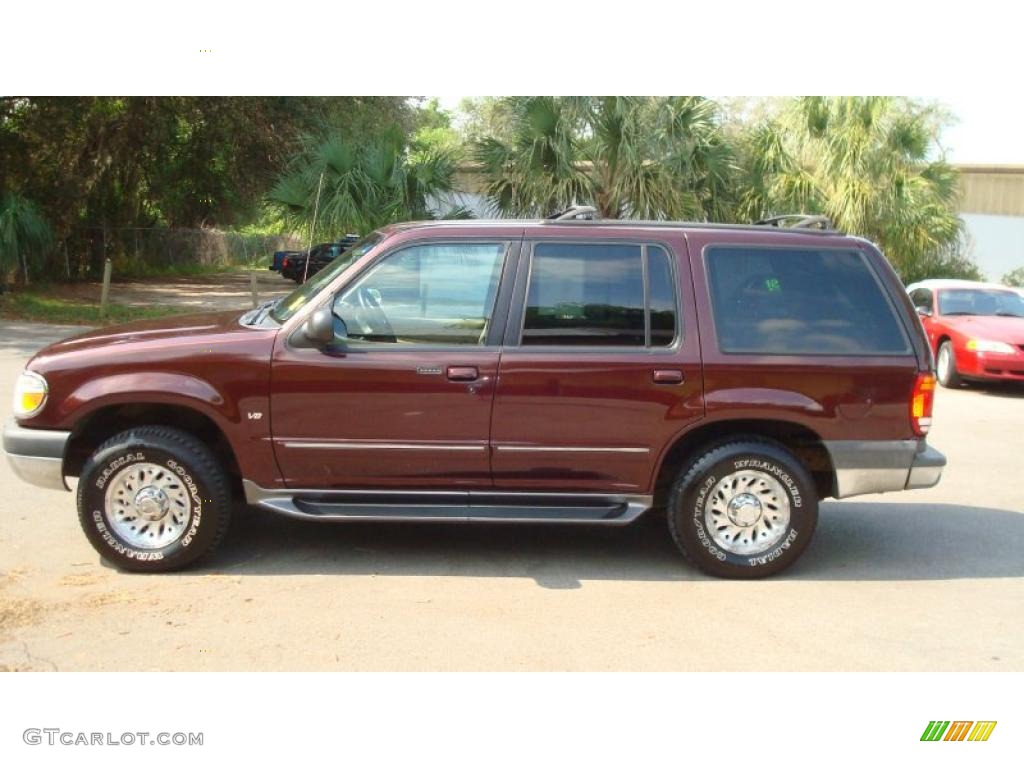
733,97,976,283
267,126,464,239
471,96,739,220
411,98,462,154
0,289,189,325
0,193,52,283
0,96,981,290
1002,266,1024,287
0,97,413,277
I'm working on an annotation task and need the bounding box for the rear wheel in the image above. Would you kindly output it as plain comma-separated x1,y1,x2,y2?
77,426,232,572
936,341,963,388
668,440,818,578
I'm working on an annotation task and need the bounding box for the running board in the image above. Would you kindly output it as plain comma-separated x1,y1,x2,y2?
242,480,651,525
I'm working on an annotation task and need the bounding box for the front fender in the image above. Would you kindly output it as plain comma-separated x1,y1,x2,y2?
58,372,234,426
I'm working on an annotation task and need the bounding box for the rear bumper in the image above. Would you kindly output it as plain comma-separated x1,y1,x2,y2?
2,418,70,491
905,443,946,490
824,439,946,498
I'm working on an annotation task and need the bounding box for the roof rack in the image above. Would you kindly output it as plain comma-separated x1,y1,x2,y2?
755,214,835,230
545,205,599,221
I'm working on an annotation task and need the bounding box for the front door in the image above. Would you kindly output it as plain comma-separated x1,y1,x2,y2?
270,239,516,489
489,235,705,493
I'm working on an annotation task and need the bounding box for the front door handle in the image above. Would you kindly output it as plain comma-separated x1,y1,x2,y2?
653,369,685,384
447,366,479,382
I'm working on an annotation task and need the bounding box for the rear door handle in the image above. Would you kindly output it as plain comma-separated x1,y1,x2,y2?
653,369,685,384
447,366,479,382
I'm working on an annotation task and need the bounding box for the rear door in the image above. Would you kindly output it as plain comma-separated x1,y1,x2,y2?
488,232,704,494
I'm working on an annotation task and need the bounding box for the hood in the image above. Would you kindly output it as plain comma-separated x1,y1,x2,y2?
29,310,278,372
944,314,1024,344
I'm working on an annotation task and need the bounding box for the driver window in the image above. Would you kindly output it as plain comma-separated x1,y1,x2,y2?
334,242,507,345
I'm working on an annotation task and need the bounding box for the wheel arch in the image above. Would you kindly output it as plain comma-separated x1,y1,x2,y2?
652,418,835,506
64,402,243,497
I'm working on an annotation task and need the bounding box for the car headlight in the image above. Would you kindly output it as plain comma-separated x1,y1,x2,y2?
12,370,48,418
966,339,1015,354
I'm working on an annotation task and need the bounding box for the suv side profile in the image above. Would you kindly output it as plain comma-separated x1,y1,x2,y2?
4,212,946,578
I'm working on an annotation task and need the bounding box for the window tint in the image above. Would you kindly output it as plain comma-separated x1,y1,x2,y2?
335,243,506,345
522,244,645,346
648,246,677,347
706,247,909,355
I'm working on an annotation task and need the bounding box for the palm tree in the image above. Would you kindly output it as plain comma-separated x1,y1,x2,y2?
473,96,739,220
267,129,467,241
0,193,52,285
736,97,977,283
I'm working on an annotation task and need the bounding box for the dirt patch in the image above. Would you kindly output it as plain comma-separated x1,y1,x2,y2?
46,272,292,313
0,596,50,636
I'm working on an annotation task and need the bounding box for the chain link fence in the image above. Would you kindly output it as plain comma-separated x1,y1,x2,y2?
60,226,303,279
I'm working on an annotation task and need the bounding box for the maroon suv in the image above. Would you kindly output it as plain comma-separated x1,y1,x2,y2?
3,212,946,577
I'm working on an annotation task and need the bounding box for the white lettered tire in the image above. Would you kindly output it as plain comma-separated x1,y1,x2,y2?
668,440,818,578
77,426,232,572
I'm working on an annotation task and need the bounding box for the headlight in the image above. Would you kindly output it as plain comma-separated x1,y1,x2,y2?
12,370,48,418
966,339,1015,354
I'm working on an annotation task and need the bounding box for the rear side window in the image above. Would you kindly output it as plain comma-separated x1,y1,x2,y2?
705,246,909,355
521,243,678,347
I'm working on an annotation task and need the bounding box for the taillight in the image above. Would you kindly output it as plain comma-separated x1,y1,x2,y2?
911,372,936,436
283,258,290,267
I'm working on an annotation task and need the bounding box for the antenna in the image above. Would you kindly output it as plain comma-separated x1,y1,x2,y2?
301,170,326,283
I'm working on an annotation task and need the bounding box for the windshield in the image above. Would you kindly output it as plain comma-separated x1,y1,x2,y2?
270,233,383,323
938,288,1024,318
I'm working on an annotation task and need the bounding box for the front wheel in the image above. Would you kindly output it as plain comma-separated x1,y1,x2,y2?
936,341,963,388
77,426,232,572
668,440,818,578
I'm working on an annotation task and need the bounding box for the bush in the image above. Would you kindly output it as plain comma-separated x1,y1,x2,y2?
1003,266,1024,288
0,193,52,284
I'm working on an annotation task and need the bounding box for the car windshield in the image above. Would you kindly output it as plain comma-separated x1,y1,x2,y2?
270,233,383,323
938,288,1024,318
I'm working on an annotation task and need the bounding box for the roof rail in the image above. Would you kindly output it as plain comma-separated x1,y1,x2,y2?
755,214,835,230
545,205,599,222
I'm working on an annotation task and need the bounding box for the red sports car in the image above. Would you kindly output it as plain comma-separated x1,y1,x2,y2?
907,279,1024,387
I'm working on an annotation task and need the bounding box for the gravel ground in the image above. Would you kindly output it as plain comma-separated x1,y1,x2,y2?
1,322,1022,671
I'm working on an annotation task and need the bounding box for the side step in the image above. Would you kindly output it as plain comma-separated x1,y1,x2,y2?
243,481,651,526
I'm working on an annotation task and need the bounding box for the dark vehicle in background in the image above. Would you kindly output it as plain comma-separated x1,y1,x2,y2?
269,248,302,273
4,209,945,578
907,279,1024,387
273,235,361,283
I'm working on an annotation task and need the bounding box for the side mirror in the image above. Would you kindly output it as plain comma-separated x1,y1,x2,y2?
303,306,337,345
915,306,932,318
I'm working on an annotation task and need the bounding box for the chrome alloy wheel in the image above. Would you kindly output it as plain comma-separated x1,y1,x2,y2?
103,462,192,549
704,469,791,555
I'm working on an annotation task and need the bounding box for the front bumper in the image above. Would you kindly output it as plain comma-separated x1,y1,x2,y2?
956,348,1024,381
824,439,946,498
2,418,71,491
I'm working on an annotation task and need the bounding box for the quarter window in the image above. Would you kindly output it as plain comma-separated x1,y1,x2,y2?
648,246,677,347
706,246,909,355
335,242,506,345
521,243,678,347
